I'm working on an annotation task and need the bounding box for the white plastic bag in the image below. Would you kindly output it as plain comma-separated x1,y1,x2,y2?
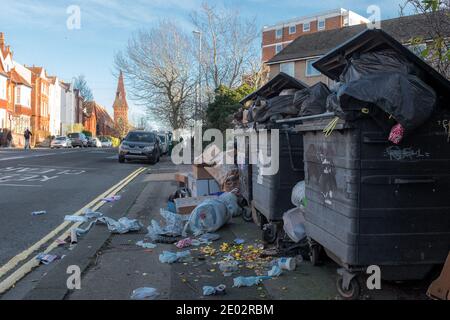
291,181,306,208
282,207,306,243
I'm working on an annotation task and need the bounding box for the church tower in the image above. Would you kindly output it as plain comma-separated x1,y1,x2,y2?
113,71,129,137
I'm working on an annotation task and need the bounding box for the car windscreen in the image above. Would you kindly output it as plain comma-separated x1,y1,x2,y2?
125,132,155,143
55,137,66,141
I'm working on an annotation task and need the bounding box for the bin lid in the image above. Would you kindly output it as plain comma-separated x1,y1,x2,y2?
313,29,450,99
240,72,309,105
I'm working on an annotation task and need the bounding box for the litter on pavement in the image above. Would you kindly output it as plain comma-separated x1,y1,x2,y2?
36,253,58,265
97,216,143,234
146,209,190,242
31,211,47,216
203,284,227,296
233,276,271,288
159,250,191,264
102,195,122,203
268,265,283,277
130,287,159,300
64,215,89,223
136,241,157,249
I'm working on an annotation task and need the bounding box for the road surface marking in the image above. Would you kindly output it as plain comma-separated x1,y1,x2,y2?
0,150,80,162
0,167,146,294
0,184,42,188
17,164,97,170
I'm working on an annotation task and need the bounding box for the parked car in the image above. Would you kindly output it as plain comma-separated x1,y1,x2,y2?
118,131,161,164
51,136,72,149
68,132,88,148
99,137,113,148
87,137,102,148
158,134,169,155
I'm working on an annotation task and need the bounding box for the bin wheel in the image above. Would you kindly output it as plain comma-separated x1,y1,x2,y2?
263,224,278,244
242,207,253,222
251,202,262,227
310,245,322,266
336,276,361,300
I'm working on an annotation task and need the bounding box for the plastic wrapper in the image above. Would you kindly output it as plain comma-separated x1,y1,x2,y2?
291,181,305,208
130,287,159,300
159,250,191,264
97,217,143,234
283,207,306,243
233,276,271,288
146,209,190,241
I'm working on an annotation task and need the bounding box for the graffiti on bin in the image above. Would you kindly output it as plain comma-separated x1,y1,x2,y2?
437,120,450,142
384,146,430,161
306,144,337,206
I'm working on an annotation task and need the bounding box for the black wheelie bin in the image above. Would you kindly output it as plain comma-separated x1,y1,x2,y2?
297,29,450,299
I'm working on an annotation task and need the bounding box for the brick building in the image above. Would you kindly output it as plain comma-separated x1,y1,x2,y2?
83,101,116,137
262,8,368,63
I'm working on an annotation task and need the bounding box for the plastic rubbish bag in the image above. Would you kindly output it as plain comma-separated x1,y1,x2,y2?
338,72,436,132
84,209,103,219
146,209,190,241
185,199,231,236
97,217,143,234
219,192,241,217
268,265,283,277
283,208,306,243
159,250,191,264
219,260,240,276
293,88,310,110
136,241,156,249
203,284,226,296
253,95,296,123
299,82,330,116
340,49,416,83
291,181,305,208
130,287,159,300
233,276,271,288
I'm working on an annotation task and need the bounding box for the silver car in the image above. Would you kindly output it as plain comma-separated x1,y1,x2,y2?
51,136,72,149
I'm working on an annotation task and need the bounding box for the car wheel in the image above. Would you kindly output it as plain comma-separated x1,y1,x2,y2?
119,156,125,163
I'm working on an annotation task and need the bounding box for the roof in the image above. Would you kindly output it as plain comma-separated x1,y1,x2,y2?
10,69,32,87
113,71,129,110
268,12,450,64
240,72,309,104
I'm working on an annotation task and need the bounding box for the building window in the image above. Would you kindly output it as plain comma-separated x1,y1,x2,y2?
303,22,311,32
280,62,295,77
289,25,296,35
276,28,283,39
306,59,321,77
318,19,326,30
275,44,283,54
16,87,21,105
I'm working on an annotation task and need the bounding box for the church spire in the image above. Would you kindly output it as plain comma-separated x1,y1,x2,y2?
113,71,129,137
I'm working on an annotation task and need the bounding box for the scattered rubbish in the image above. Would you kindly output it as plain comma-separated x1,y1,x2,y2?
74,221,96,236
36,253,58,265
31,211,46,216
282,207,306,243
276,257,297,271
219,260,240,277
130,287,159,300
70,228,78,244
198,233,221,243
64,215,88,223
389,123,405,145
97,217,143,234
203,284,227,296
268,265,283,277
159,250,191,264
84,209,103,219
234,239,245,245
291,181,306,208
55,239,66,246
102,195,122,203
136,241,156,249
175,238,201,249
233,276,271,288
146,209,190,242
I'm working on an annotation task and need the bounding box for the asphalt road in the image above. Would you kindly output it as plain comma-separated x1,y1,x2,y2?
0,147,145,266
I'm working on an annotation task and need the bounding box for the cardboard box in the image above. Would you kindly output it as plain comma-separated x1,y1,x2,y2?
192,164,214,180
174,195,219,215
175,172,189,186
188,174,221,197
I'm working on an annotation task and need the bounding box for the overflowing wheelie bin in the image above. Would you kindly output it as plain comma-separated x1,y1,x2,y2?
296,29,450,299
239,73,309,243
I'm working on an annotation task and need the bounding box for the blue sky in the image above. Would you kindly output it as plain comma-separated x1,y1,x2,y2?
0,0,408,126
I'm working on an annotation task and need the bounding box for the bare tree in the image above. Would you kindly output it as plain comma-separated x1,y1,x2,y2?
73,75,94,102
191,2,260,92
115,21,196,130
400,0,450,77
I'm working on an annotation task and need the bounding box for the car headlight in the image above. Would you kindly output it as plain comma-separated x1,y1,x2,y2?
119,144,129,151
143,146,154,152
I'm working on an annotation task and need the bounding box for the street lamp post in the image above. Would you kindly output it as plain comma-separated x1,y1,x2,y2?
192,30,202,123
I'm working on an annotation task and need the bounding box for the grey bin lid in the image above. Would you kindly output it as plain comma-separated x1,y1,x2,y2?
240,72,309,105
313,29,450,100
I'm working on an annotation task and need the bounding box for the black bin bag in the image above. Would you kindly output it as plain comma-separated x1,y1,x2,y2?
253,95,296,123
338,72,437,132
299,82,330,116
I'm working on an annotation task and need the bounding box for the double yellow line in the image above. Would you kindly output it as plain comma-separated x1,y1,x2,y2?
0,167,146,295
